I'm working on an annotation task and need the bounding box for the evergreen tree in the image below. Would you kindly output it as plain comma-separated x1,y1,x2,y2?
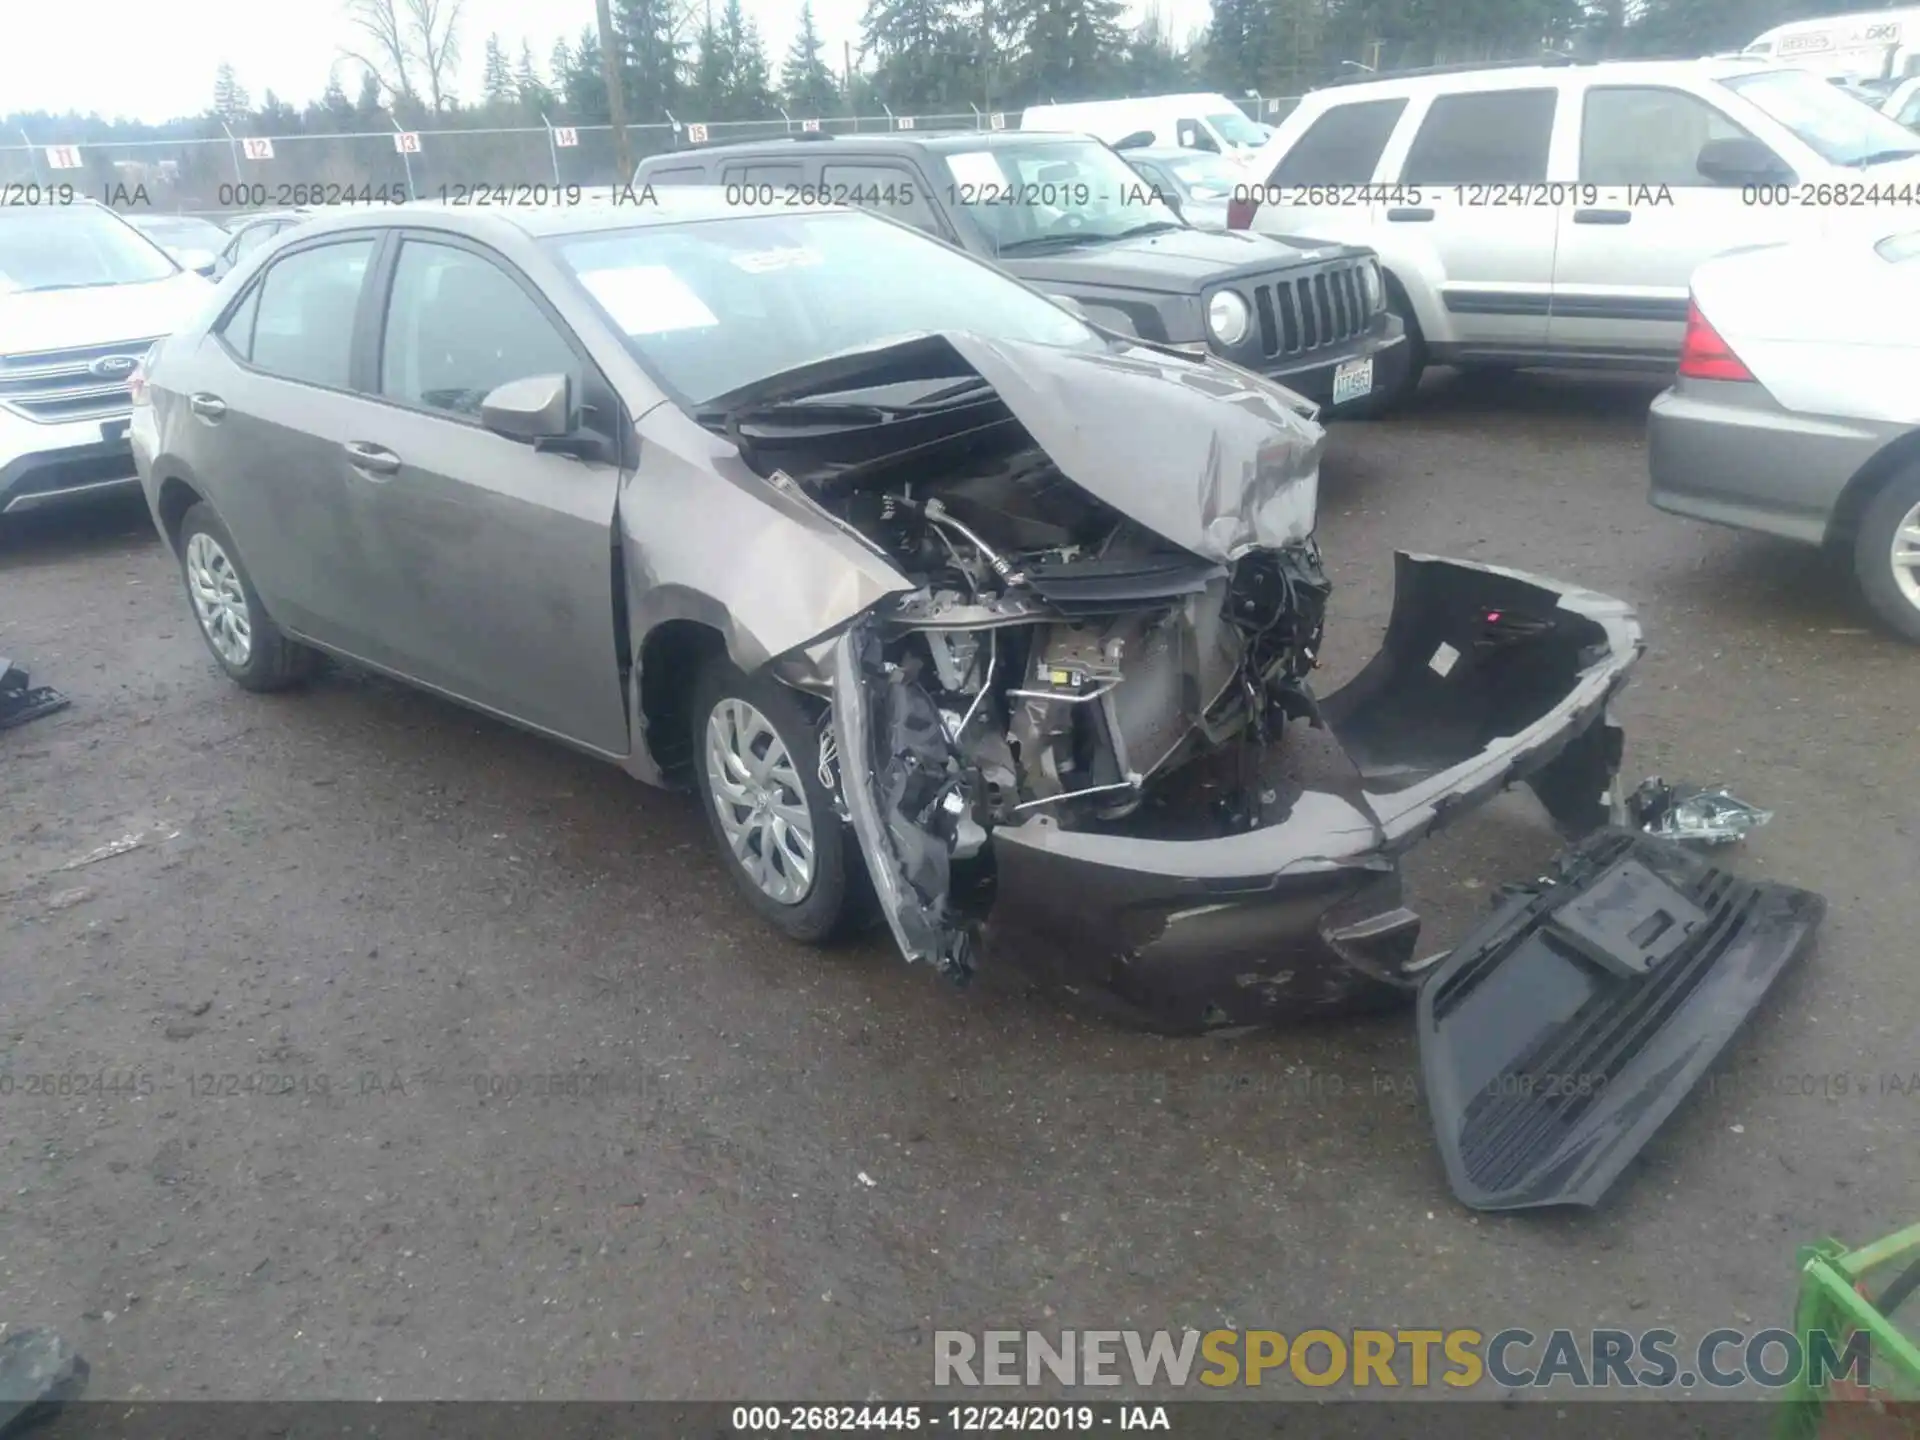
1003,0,1128,101
1123,9,1193,91
482,34,516,107
782,1,841,115
616,0,687,120
354,68,385,124
724,0,776,118
562,25,610,121
515,41,552,112
860,0,980,112
213,62,253,121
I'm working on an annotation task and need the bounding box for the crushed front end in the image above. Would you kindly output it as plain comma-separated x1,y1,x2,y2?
832,547,1643,1033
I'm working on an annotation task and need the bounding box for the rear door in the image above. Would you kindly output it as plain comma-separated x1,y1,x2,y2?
1548,82,1801,362
1387,86,1562,356
1250,96,1407,252
179,233,382,647
329,232,631,755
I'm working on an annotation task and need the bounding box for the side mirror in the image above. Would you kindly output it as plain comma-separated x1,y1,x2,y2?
193,260,216,278
1159,186,1184,218
1048,294,1090,320
1696,136,1790,186
481,373,573,441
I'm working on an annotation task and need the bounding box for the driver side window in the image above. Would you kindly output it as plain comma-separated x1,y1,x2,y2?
1177,119,1220,153
1581,86,1767,187
379,240,580,420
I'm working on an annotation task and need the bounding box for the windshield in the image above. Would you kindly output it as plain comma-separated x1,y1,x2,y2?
1722,68,1920,165
941,139,1183,255
1158,152,1244,197
132,216,228,249
0,206,180,292
546,209,1100,406
1206,109,1269,148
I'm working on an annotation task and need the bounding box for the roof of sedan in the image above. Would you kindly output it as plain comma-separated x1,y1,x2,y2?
289,187,846,242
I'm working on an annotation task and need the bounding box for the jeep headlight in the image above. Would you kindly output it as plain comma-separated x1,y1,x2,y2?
1360,258,1384,313
1206,290,1251,346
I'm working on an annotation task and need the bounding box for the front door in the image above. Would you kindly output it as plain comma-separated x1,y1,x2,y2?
1390,87,1563,357
1549,83,1800,362
332,233,631,757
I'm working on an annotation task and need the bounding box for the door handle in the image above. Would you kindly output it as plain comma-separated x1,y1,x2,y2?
343,441,401,477
1387,207,1435,222
1572,209,1632,225
188,393,226,421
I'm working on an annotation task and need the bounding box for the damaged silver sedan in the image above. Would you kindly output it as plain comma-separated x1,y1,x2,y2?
132,195,1825,1210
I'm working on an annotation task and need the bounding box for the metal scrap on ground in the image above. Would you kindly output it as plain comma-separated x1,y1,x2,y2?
1627,776,1774,845
0,659,69,732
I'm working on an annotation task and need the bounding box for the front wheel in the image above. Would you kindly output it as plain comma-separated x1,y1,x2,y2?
176,502,320,691
1854,464,1920,644
690,657,857,944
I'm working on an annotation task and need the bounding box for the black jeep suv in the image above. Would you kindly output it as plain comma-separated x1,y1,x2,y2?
634,130,1412,414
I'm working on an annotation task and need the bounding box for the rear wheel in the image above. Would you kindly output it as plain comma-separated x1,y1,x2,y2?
176,502,320,691
690,657,856,943
1855,464,1920,643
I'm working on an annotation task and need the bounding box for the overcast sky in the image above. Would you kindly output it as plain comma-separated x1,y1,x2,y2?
2,0,1214,126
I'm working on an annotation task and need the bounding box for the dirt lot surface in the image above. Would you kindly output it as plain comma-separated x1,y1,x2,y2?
3,371,1916,1402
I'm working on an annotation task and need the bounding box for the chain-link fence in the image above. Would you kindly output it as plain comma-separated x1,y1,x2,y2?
0,99,1303,217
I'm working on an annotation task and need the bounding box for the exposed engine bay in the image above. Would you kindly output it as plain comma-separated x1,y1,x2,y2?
733,393,1332,981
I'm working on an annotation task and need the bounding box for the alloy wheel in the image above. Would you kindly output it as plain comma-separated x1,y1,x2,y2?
1890,496,1920,613
703,696,817,905
184,530,253,668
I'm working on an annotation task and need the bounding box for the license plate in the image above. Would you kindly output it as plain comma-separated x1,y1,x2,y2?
100,418,130,443
1332,357,1374,405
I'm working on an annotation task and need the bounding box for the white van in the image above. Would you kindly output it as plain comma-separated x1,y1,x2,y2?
1744,7,1920,84
1019,94,1273,164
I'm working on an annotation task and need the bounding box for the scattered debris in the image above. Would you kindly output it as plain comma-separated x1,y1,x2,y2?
1626,777,1773,846
42,889,92,913
61,834,146,871
857,1172,877,1188
0,659,70,733
0,1328,89,1438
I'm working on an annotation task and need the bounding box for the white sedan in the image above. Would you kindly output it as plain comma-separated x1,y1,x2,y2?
1647,218,1920,641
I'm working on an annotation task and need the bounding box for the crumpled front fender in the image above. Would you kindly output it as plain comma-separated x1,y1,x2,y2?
979,552,1644,1032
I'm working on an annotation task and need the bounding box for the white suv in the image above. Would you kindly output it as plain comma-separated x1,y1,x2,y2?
0,201,213,516
1233,58,1920,403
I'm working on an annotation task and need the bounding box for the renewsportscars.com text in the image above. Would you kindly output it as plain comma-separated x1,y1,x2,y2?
933,1327,1870,1390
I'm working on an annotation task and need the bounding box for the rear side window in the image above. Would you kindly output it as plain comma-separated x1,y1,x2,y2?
722,162,803,188
246,238,374,388
1270,99,1408,185
647,165,708,185
1400,89,1557,184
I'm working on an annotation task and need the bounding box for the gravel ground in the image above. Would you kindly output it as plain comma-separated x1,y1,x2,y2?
2,369,1916,1402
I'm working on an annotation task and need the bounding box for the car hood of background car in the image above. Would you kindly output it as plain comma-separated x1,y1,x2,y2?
718,330,1324,566
999,226,1367,294
0,270,212,354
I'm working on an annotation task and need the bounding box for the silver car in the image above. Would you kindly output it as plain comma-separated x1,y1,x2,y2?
1648,222,1920,641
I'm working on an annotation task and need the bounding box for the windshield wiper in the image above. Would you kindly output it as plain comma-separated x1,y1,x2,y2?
1853,148,1920,167
1104,220,1186,241
995,232,1114,254
695,397,910,429
16,279,132,293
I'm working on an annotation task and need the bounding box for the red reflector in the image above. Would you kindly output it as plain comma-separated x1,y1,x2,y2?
1677,299,1754,382
1226,193,1259,230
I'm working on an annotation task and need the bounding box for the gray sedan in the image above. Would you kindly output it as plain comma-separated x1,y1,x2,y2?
126,196,1812,1217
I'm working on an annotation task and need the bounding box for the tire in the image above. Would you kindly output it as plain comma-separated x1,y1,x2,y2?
175,501,321,691
689,656,856,944
1853,463,1920,644
1341,279,1426,418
